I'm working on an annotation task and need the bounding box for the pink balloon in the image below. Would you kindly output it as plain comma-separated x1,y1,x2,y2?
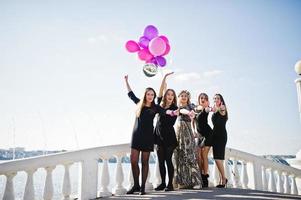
138,48,153,61
125,40,140,53
138,36,150,49
149,37,166,56
162,43,170,56
143,25,159,40
159,35,169,44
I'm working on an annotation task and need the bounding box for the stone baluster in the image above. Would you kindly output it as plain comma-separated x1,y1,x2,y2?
98,159,111,197
261,166,268,191
127,164,134,190
24,169,37,200
290,175,298,195
145,164,153,191
113,156,126,195
268,168,276,192
3,172,17,200
232,159,240,188
126,153,134,190
283,172,290,194
240,160,248,189
224,159,232,187
78,159,98,199
212,161,219,186
154,153,162,188
43,166,55,200
276,170,284,193
62,163,72,200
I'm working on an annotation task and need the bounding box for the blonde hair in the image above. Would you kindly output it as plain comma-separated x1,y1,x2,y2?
136,87,156,117
178,90,191,106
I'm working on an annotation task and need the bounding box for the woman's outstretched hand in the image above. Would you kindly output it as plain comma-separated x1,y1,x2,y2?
124,75,128,82
164,72,174,78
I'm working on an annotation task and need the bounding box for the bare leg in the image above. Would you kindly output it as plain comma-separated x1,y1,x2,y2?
201,146,210,175
215,159,227,185
196,147,202,172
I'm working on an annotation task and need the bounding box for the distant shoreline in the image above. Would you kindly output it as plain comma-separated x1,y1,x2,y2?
0,148,295,166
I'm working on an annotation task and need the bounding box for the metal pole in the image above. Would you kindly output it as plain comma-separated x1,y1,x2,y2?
295,78,301,121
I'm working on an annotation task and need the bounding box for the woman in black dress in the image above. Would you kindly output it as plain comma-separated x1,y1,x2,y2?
124,75,177,195
154,72,179,191
193,93,213,187
211,93,228,188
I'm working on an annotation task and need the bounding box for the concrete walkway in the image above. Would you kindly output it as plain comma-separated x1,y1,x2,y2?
99,188,301,200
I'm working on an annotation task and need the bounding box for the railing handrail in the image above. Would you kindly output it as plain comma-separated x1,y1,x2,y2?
1,143,301,177
0,143,129,174
225,147,301,176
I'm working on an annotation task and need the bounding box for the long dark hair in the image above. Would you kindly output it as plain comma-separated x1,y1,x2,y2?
215,93,228,120
136,87,156,117
198,93,209,105
161,89,177,108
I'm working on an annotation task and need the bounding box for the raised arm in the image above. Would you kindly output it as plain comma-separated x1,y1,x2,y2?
124,75,132,92
124,75,140,104
158,72,174,98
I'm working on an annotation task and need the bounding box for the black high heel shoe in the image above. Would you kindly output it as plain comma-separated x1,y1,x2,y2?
216,178,228,188
139,186,146,195
164,184,174,191
155,183,166,191
126,185,140,194
201,174,209,188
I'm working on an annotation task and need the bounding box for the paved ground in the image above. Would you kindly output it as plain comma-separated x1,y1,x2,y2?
98,187,301,200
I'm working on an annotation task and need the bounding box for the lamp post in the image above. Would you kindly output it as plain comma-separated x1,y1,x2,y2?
295,60,301,120
288,60,301,194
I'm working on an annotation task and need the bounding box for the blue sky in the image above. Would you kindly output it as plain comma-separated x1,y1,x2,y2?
0,0,300,155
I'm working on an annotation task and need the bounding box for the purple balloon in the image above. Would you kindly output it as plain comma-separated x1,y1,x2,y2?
143,25,159,40
156,56,167,67
138,36,150,48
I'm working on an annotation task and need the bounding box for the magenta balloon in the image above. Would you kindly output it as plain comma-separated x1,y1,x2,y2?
125,40,140,53
159,35,169,44
143,25,159,40
156,56,167,67
138,36,150,49
162,43,170,56
149,37,166,56
146,57,158,65
138,48,153,61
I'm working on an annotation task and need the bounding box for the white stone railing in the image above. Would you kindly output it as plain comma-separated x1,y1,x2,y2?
217,148,301,195
0,144,300,200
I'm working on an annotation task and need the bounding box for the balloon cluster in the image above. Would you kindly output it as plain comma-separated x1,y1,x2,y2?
125,25,171,77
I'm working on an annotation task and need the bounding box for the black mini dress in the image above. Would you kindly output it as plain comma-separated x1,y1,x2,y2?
128,91,166,152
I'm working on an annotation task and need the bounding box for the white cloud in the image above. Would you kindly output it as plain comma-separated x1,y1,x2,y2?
203,70,223,78
174,72,201,81
173,69,223,82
